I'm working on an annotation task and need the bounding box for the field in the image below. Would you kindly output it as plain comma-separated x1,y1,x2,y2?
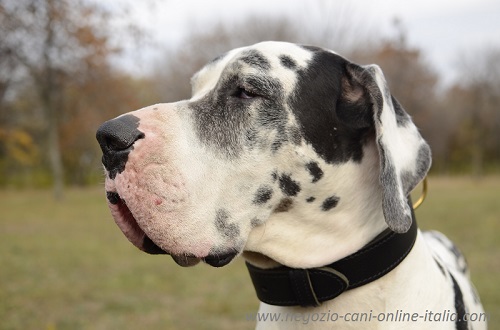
1,176,499,329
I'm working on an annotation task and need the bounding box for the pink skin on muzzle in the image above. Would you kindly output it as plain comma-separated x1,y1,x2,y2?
103,107,213,265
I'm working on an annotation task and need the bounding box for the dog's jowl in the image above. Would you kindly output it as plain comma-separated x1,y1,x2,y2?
96,42,486,329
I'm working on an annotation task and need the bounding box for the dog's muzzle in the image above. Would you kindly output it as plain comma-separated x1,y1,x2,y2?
96,115,239,268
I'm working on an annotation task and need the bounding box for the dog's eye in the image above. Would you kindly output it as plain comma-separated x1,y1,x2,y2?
234,87,258,99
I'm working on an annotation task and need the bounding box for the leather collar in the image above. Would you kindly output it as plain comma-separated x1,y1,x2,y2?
245,202,418,307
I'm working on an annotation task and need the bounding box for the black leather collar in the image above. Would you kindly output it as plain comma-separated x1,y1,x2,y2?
245,202,418,307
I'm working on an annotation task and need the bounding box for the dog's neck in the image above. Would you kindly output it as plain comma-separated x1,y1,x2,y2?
244,141,389,269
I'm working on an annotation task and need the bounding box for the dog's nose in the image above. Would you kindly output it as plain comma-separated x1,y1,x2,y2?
96,115,144,152
96,115,144,178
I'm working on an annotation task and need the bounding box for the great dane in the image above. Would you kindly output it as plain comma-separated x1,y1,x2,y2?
96,41,486,329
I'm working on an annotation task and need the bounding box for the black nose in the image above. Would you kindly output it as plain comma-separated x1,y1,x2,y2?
96,115,144,179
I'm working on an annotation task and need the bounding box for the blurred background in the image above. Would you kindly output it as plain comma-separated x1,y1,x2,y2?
1,0,499,329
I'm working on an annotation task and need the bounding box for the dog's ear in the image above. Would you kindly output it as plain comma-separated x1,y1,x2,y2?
338,62,432,233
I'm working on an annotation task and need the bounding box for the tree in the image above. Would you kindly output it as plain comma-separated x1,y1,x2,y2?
0,0,137,197
446,47,500,175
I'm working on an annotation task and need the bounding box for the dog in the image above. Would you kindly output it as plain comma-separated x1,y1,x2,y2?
96,41,486,329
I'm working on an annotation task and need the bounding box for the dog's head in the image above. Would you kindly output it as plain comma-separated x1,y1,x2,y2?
96,42,431,267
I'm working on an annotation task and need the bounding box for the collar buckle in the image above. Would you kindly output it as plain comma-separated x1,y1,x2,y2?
290,267,350,307
246,264,351,307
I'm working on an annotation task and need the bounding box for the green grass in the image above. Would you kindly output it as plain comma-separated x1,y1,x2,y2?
412,176,500,325
0,177,499,329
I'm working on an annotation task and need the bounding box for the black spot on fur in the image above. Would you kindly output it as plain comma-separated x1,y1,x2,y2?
271,171,278,182
278,174,301,196
289,48,374,164
433,257,446,276
240,50,270,71
322,196,340,211
450,273,468,330
215,209,240,239
275,198,293,212
253,186,273,205
306,161,324,183
306,197,316,203
279,55,297,69
251,217,263,228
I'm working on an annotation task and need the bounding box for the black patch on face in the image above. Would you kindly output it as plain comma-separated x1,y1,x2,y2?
240,50,271,71
190,59,288,157
289,126,302,145
289,48,374,164
215,209,240,239
245,128,258,146
271,139,283,152
106,191,120,204
245,75,284,98
256,93,287,128
275,198,293,212
251,78,290,152
96,115,144,179
190,74,252,158
253,186,273,205
322,196,340,211
278,174,301,196
306,197,316,203
305,161,324,183
279,55,297,69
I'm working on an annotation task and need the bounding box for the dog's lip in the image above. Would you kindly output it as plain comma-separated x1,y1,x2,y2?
171,254,201,267
171,252,238,267
202,252,238,267
106,190,168,255
106,191,121,205
106,191,238,267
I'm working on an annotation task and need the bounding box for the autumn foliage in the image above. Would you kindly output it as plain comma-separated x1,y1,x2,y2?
1,1,499,192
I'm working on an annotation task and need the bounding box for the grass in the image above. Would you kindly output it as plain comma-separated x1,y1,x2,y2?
0,176,498,329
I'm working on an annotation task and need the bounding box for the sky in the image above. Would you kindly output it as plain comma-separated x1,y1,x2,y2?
117,0,500,87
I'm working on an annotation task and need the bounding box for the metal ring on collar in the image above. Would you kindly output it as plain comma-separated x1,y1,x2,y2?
412,177,428,210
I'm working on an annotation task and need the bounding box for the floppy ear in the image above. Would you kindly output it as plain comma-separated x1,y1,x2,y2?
338,62,432,233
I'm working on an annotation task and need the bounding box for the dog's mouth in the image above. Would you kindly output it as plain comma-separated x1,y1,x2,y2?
105,191,237,267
